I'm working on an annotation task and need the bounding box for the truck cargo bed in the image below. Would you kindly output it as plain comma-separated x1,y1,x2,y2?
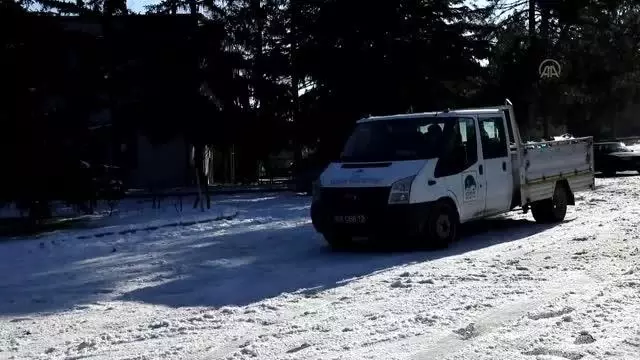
516,137,594,204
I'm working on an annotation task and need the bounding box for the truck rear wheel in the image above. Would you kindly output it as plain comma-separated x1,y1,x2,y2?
531,184,568,223
423,201,459,249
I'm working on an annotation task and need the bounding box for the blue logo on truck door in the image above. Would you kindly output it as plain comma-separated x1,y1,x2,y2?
463,173,477,201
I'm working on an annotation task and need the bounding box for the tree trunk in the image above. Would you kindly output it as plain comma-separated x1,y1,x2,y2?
192,144,210,210
252,0,264,142
540,3,550,139
290,0,303,171
187,0,197,17
527,0,537,131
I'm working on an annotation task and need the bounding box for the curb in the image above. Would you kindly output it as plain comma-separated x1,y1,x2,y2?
124,187,292,199
76,211,239,240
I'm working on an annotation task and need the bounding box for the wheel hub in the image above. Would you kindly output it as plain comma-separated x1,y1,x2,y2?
552,189,568,216
553,197,566,209
436,214,451,238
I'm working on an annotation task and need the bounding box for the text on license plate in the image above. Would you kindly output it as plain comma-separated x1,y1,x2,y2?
334,215,367,224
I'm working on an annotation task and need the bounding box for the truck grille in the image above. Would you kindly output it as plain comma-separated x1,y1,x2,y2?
321,187,391,213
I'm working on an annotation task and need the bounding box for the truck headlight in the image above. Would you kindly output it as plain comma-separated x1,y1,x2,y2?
388,175,415,204
312,180,322,201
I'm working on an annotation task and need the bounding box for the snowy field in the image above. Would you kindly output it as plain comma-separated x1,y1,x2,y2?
1,176,640,360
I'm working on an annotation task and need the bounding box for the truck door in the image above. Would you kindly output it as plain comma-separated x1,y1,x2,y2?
432,116,486,222
478,114,514,215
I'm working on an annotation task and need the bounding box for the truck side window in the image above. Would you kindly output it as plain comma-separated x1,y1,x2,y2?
479,117,508,159
434,117,477,178
462,118,478,165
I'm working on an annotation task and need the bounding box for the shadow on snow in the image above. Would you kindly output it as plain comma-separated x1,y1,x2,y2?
116,214,558,309
0,193,558,316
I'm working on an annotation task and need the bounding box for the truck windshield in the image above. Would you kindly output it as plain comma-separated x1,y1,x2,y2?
340,117,474,162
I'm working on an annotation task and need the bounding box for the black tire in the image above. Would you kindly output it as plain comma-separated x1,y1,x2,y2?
423,201,459,249
531,184,569,223
323,233,353,251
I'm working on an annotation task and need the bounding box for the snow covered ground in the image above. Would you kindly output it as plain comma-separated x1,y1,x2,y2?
0,197,238,235
628,143,640,152
1,177,640,360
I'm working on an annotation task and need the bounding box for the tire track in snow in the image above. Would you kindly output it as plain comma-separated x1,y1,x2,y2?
410,271,603,360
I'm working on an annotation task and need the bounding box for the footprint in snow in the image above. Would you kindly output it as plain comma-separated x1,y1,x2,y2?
571,236,593,242
463,303,493,311
202,312,217,319
561,315,573,322
258,304,278,311
623,337,640,347
220,306,239,314
239,347,258,357
286,342,311,354
574,331,596,345
618,281,640,288
9,317,32,323
522,347,584,360
453,323,480,340
365,313,385,321
76,340,97,351
187,316,205,323
414,315,436,325
390,280,411,289
528,307,575,320
149,320,171,329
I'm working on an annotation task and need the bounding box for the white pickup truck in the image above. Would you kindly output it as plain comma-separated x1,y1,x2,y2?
310,100,595,249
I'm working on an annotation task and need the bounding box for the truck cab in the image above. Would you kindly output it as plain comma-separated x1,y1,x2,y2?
310,101,594,249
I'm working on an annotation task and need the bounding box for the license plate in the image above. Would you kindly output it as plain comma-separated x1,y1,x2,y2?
334,215,367,224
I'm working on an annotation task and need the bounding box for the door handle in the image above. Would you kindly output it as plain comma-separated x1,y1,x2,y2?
428,180,436,186
502,161,507,171
479,165,483,175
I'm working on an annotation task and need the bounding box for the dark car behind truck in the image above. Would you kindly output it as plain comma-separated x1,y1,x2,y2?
594,142,640,176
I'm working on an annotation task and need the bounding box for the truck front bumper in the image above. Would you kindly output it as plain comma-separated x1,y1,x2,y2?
310,197,433,240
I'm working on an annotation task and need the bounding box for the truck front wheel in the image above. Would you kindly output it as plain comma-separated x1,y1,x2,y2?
323,233,354,251
423,201,459,249
531,184,569,223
